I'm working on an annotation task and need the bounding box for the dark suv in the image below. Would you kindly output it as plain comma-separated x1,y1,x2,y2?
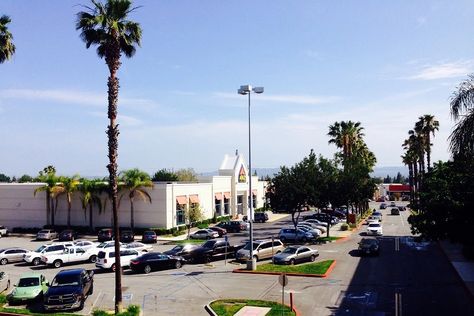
120,230,134,243
97,228,113,242
216,221,247,233
254,213,269,223
59,230,78,241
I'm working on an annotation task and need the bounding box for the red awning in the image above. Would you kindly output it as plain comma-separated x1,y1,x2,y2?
176,196,187,205
215,193,223,200
224,192,231,199
388,185,411,192
189,195,200,204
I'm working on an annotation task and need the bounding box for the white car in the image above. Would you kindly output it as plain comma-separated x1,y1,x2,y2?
366,216,380,225
302,219,328,230
23,243,74,266
297,225,321,238
41,246,98,268
367,223,383,236
73,240,98,251
124,242,152,253
95,248,139,271
298,222,325,234
0,226,8,238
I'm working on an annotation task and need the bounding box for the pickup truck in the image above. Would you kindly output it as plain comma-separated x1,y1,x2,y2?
187,239,241,263
41,246,97,268
44,268,93,311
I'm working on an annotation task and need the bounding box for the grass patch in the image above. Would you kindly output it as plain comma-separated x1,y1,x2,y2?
256,260,334,275
0,294,78,316
210,299,295,316
318,236,341,242
168,238,206,245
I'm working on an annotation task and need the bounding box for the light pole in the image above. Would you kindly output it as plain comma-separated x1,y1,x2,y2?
238,84,264,271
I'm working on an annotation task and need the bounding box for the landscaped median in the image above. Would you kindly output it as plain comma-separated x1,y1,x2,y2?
233,260,336,277
206,299,297,316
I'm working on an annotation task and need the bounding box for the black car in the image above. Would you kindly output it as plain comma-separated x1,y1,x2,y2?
120,230,134,243
186,239,236,263
97,228,113,242
163,244,200,262
44,268,94,311
254,212,269,223
391,207,400,215
130,252,185,274
216,221,245,233
358,238,380,256
141,231,157,243
303,213,336,225
58,230,78,241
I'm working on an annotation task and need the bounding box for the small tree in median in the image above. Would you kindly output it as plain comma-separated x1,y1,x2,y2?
185,203,203,238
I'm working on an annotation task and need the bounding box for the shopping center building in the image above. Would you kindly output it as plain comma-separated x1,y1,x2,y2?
0,153,267,230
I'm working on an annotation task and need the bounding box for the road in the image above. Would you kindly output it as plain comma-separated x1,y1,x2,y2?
0,203,473,315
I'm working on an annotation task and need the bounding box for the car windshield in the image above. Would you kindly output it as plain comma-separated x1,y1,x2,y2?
243,242,259,250
97,242,113,248
35,245,46,253
170,245,183,252
144,232,155,236
51,274,80,287
18,277,40,287
0,249,5,253
38,230,48,234
361,239,377,245
282,248,298,254
202,241,217,248
368,223,381,228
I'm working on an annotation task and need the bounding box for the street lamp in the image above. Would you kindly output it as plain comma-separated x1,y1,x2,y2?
238,84,264,271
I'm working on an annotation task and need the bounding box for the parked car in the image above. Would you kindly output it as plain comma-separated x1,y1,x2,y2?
58,230,78,241
278,227,315,243
358,238,380,256
43,268,93,311
296,225,321,238
0,226,9,237
95,248,139,272
189,229,219,240
120,229,135,243
41,246,98,268
95,240,121,250
366,223,383,236
380,203,387,209
297,222,324,234
302,219,328,232
163,244,200,262
235,239,285,262
73,240,98,251
216,221,246,233
97,228,113,242
7,273,48,304
303,213,337,225
24,243,74,266
124,242,153,253
141,231,157,243
186,239,236,263
0,247,29,265
0,271,9,293
208,226,227,237
36,229,58,241
391,207,400,215
254,212,269,223
130,252,186,274
273,245,319,265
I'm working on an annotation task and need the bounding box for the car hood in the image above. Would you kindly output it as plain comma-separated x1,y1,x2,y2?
46,285,81,297
12,286,42,298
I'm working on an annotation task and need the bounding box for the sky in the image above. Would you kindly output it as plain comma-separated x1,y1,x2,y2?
1,0,473,177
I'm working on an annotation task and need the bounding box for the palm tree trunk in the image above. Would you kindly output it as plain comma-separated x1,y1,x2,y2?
426,135,432,170
130,198,135,230
46,191,51,226
67,199,71,228
89,204,93,232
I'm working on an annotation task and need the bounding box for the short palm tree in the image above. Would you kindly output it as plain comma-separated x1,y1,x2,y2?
54,175,81,227
119,169,153,229
34,167,58,226
76,1,142,312
79,179,106,231
450,75,474,156
0,15,15,64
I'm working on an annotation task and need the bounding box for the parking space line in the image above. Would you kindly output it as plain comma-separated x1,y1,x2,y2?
395,292,402,316
395,237,400,252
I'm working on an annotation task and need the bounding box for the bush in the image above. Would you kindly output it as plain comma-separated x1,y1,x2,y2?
340,223,349,231
216,215,231,222
197,223,209,229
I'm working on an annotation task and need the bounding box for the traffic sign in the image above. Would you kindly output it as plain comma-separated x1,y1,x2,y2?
279,273,288,287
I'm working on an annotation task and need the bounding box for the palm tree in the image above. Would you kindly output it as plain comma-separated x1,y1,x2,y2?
79,179,106,231
54,175,81,227
76,1,142,312
450,75,474,156
0,15,15,64
328,121,365,163
34,167,58,226
417,115,439,170
119,169,153,229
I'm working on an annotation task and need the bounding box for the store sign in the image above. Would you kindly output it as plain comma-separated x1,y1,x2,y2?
238,165,246,183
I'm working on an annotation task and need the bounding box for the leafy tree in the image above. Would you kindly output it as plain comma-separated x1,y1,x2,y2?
0,15,15,64
54,175,81,227
185,203,203,238
18,174,33,183
449,75,474,156
175,168,198,182
152,169,178,182
0,173,10,182
76,0,142,311
119,169,153,229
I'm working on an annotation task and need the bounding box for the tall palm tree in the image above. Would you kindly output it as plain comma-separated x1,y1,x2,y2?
450,75,474,156
328,121,365,162
34,166,58,226
54,175,81,227
79,179,106,231
76,1,142,312
417,114,439,170
0,15,15,64
119,169,153,229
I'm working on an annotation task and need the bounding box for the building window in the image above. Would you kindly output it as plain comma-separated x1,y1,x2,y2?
215,199,222,215
237,195,243,214
176,209,185,225
252,194,257,208
224,197,230,215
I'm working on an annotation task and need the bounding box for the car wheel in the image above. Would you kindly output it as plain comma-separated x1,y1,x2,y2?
310,255,316,262
205,255,212,263
89,255,97,263
290,259,296,265
175,261,182,269
78,298,85,311
53,260,62,268
144,265,152,274
253,255,259,262
0,258,8,265
32,257,41,266
111,264,116,272
6,280,10,290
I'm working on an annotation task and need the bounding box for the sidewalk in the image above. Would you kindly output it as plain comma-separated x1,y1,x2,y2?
439,240,474,298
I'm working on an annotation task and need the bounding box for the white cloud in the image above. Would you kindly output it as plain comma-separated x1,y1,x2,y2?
88,111,143,127
405,61,473,80
213,92,341,105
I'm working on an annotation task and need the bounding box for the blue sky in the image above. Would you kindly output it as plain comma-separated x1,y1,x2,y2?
1,0,473,177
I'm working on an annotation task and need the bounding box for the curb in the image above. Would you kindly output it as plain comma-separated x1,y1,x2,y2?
205,300,301,316
232,260,336,278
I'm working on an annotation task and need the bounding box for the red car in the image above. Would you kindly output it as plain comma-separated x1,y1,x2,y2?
209,226,227,237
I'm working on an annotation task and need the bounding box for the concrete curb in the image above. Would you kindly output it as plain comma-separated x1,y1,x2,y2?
205,300,301,316
232,260,336,278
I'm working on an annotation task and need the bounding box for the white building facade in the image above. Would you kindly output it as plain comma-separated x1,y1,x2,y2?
0,154,267,230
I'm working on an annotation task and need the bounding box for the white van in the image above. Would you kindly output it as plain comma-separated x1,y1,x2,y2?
23,242,74,266
95,248,139,272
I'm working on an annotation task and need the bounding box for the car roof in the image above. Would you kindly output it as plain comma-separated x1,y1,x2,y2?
55,268,85,276
19,272,43,279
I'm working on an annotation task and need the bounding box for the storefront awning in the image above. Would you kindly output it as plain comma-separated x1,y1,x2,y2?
189,195,200,204
215,193,223,200
224,192,231,199
176,196,187,205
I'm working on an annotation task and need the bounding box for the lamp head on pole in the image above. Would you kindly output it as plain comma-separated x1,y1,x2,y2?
237,85,264,95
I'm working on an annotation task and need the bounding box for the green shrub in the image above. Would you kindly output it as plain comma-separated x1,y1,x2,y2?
217,216,231,222
340,223,349,231
197,223,209,229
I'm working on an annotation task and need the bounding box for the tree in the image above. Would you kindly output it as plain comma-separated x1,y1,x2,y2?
18,175,33,183
152,169,178,182
0,15,15,64
34,166,58,226
54,175,81,228
79,179,106,231
175,168,198,182
119,169,153,229
76,1,142,312
0,173,10,182
185,203,203,238
449,75,474,156
328,121,364,163
417,115,439,170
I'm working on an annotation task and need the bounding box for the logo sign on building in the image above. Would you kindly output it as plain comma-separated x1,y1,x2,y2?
238,165,246,183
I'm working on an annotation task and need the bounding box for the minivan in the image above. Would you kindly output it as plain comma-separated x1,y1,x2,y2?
235,239,285,262
95,249,139,272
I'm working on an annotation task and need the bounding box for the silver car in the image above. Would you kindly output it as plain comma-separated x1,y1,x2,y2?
236,239,285,262
273,245,319,265
36,230,58,241
296,225,321,238
189,229,219,240
0,248,29,265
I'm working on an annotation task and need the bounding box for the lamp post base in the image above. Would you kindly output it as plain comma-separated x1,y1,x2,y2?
246,258,257,271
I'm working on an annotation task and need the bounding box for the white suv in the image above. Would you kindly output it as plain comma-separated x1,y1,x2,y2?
0,226,8,237
366,223,383,236
95,248,139,272
23,242,73,266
